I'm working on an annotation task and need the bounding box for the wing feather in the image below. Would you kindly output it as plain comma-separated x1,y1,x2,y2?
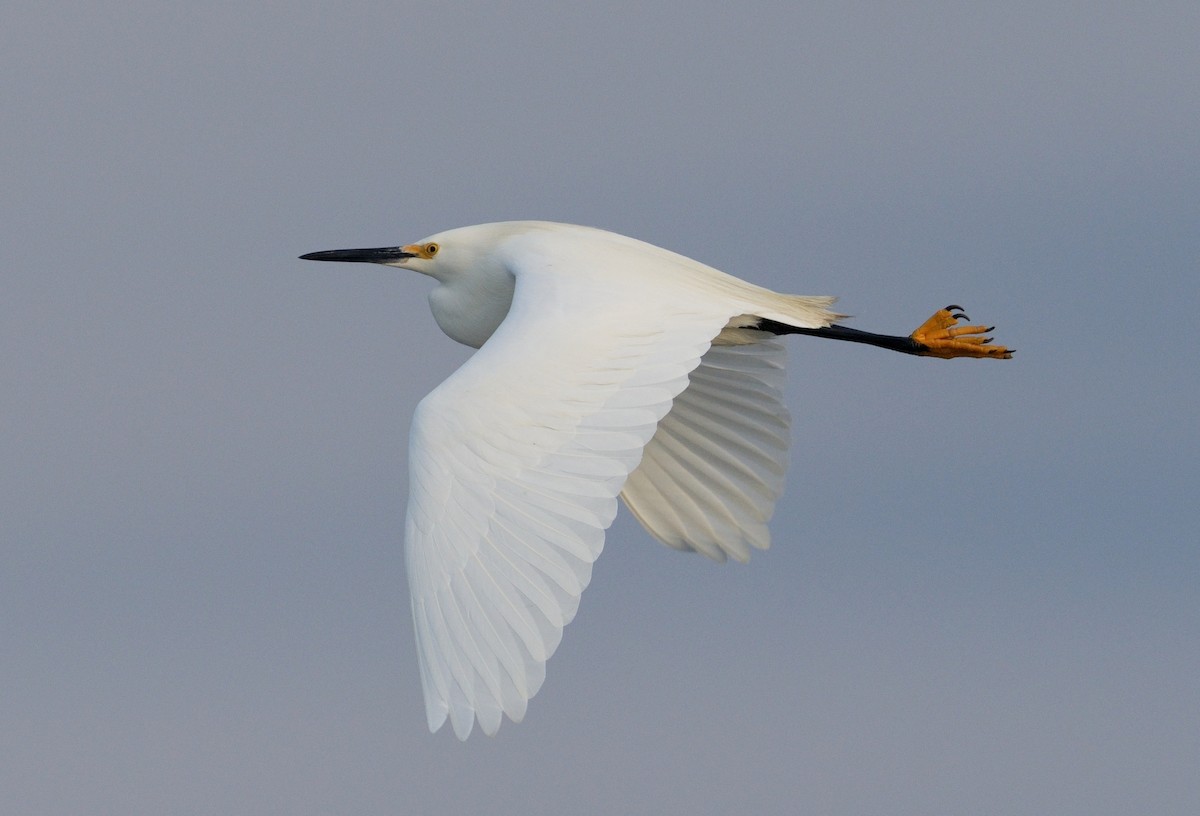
405,259,731,738
620,338,791,563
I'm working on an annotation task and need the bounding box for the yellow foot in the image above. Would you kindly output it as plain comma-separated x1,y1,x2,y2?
910,305,1013,359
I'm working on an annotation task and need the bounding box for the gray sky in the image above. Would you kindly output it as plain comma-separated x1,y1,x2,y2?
3,1,1197,814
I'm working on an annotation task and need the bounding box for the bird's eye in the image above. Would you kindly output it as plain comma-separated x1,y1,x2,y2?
424,243,439,257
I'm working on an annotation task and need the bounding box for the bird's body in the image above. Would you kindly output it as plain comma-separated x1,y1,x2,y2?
402,221,842,348
301,221,1011,739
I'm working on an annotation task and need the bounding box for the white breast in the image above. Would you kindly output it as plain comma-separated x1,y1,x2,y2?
427,262,516,349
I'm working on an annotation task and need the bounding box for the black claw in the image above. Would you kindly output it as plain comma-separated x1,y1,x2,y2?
952,313,969,322
945,304,964,312
985,326,995,332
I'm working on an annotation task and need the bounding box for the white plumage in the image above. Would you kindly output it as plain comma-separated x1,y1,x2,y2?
621,338,790,563
299,220,1009,739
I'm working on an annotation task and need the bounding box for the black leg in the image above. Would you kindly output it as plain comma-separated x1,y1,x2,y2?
756,318,927,356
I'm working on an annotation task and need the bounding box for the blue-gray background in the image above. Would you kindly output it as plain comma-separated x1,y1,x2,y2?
3,2,1197,814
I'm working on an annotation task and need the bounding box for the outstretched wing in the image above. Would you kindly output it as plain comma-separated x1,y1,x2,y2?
620,337,791,562
405,258,731,739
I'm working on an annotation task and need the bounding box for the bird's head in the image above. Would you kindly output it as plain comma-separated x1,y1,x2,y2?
300,222,550,282
308,220,555,280
300,223,526,348
300,234,456,280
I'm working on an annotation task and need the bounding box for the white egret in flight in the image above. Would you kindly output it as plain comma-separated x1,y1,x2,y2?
300,221,1011,739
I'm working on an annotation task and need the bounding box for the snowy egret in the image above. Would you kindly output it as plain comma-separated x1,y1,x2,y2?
300,221,1011,739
